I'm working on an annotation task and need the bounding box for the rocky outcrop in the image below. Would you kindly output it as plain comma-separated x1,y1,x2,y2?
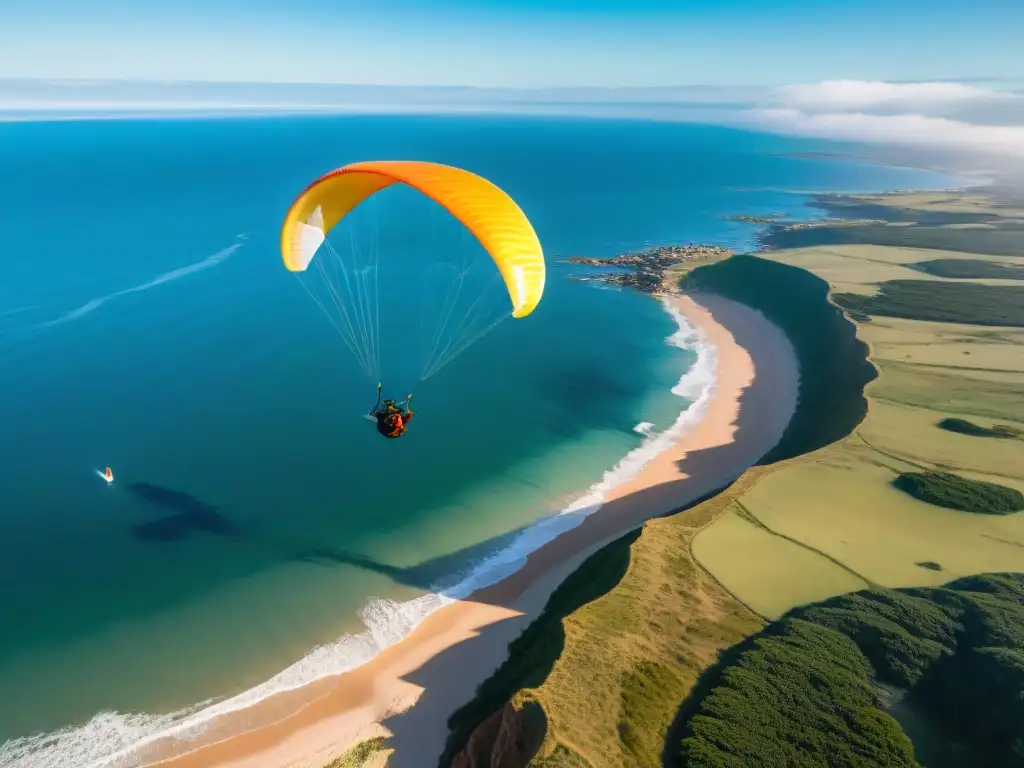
567,244,728,269
449,699,548,768
777,218,886,231
566,244,731,295
723,214,783,224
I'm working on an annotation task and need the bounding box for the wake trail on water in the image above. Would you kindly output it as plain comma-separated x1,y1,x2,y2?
0,296,719,768
23,235,246,331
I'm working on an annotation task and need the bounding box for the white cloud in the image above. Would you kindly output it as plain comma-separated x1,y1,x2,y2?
731,80,1024,166
771,79,1014,112
747,107,1024,160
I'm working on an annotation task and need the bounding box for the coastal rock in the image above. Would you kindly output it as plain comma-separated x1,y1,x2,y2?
567,244,729,268
778,218,886,231
566,244,731,295
451,709,502,768
723,213,784,224
450,699,547,768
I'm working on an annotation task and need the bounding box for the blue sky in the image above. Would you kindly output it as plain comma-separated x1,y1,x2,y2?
1,0,1021,87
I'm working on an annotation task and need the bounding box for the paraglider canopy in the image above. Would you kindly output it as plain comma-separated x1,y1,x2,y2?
279,160,546,397
281,160,545,319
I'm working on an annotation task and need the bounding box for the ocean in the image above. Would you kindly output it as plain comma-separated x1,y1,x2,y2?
0,113,956,767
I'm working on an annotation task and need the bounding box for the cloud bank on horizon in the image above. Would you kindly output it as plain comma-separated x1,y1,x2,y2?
745,79,1024,166
2,78,1022,168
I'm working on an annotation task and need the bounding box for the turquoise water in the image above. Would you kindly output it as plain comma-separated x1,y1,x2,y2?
0,114,956,764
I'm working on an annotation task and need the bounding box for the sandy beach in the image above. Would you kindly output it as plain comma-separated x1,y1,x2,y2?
139,290,800,768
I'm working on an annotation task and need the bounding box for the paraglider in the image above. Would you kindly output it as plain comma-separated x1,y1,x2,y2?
369,384,414,439
280,160,546,437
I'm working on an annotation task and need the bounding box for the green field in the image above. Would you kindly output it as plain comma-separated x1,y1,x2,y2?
859,402,1024,480
766,244,1024,298
690,507,868,618
696,190,1024,619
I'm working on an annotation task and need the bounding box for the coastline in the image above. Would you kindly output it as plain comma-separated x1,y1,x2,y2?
135,290,800,768
0,112,980,768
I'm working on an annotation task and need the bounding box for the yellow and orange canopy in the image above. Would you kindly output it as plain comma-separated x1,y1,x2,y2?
280,160,546,318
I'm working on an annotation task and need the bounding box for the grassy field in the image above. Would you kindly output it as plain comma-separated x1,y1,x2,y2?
760,198,1024,256
731,453,1024,589
858,401,1024,480
695,190,1024,620
766,244,1024,297
690,506,868,618
855,317,1024,374
869,360,1024,421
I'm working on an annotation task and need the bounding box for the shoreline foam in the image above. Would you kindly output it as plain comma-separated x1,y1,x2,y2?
0,294,719,768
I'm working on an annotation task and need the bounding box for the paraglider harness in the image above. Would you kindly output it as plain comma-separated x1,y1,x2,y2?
370,384,414,439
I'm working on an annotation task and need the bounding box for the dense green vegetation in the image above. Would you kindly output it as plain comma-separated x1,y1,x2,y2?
833,280,1024,327
682,255,876,462
675,619,918,767
893,471,1024,515
910,258,1024,280
937,417,1022,439
761,220,1024,257
672,574,1024,768
439,528,639,766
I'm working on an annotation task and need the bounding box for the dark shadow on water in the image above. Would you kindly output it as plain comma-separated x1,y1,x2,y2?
128,482,241,542
291,524,530,592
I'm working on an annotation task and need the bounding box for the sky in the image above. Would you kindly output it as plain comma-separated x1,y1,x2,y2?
1,0,1023,87
1,1,1022,171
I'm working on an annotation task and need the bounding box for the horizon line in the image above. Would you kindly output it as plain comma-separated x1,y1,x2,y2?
2,76,1019,91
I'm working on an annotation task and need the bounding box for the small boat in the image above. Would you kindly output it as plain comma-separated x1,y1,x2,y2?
100,467,114,484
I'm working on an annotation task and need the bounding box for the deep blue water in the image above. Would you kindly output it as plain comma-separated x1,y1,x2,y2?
0,114,956,759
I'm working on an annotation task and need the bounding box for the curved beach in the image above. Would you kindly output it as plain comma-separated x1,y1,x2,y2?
130,289,800,768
